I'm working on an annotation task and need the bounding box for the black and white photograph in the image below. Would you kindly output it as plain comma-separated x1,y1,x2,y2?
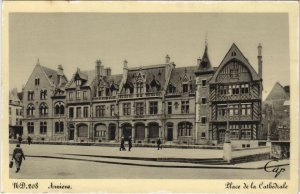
2,1,299,193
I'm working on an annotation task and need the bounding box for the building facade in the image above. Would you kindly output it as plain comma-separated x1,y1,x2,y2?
19,43,263,147
22,60,68,140
9,88,23,139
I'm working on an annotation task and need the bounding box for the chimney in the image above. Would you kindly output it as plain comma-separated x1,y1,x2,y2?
57,64,64,85
96,59,103,77
165,55,170,63
258,43,263,78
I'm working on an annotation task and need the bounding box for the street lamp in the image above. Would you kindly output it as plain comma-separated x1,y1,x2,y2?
224,103,231,143
223,103,232,163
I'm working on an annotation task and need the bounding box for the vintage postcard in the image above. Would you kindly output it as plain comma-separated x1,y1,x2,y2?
1,1,299,193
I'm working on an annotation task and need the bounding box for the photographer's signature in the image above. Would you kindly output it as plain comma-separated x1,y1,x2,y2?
263,160,286,178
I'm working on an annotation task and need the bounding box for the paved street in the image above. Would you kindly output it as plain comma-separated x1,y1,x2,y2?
9,144,289,179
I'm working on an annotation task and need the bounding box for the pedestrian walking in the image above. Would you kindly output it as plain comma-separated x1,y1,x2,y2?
157,138,162,150
27,136,32,145
18,136,23,144
12,144,25,173
120,137,126,151
128,136,132,151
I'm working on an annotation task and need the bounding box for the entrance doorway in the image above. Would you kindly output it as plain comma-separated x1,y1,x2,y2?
122,123,132,141
69,124,75,140
108,124,116,140
167,125,173,141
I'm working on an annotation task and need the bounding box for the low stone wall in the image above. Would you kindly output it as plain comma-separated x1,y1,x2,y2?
232,146,270,158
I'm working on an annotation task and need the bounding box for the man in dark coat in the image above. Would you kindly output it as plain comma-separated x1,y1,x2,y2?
157,138,162,150
12,144,25,173
120,137,126,151
18,136,22,144
27,136,32,145
128,136,132,151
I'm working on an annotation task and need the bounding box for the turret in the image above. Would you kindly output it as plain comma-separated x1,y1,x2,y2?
165,54,170,64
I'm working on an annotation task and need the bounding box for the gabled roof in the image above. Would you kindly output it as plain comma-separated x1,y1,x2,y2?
169,66,197,92
66,69,95,89
209,43,261,83
265,82,290,101
198,44,213,71
41,65,68,87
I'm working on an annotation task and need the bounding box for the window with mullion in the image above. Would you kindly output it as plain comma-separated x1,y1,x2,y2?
149,101,158,115
181,100,189,113
136,102,144,115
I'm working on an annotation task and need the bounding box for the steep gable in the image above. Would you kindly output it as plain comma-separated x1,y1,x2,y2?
209,43,261,83
265,82,290,101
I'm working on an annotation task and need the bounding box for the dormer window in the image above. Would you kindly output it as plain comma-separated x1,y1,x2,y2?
112,90,116,96
35,77,40,86
126,88,130,95
231,51,237,57
183,83,189,93
168,84,175,93
76,79,81,86
136,83,143,94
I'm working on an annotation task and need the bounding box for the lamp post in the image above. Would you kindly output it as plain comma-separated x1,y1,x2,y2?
223,103,232,163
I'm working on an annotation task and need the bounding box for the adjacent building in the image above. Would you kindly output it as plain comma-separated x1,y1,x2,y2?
9,88,23,139
19,42,263,147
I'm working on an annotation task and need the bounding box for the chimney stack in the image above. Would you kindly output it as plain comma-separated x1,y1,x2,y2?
57,64,64,85
257,43,263,79
96,59,103,77
165,55,170,64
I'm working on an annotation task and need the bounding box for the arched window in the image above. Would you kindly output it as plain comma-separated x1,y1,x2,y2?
55,105,60,115
55,122,64,133
54,102,65,115
39,103,48,116
27,104,35,116
40,90,47,100
178,122,192,137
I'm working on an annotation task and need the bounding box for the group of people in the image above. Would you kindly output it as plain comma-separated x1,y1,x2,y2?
11,135,32,173
120,137,162,151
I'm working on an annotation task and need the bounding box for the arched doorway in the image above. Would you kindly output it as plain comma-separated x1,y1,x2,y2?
77,123,88,137
166,123,173,141
135,123,145,140
108,124,116,140
69,124,75,140
148,122,159,138
122,123,132,141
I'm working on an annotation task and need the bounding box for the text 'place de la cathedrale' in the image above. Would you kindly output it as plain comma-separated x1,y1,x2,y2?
10,42,273,149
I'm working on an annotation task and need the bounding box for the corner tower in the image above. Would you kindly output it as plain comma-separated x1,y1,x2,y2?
195,43,215,144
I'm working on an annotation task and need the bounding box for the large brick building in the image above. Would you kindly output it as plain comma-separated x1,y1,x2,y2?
20,43,263,147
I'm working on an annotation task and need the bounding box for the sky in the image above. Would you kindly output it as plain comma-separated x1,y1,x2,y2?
9,13,290,100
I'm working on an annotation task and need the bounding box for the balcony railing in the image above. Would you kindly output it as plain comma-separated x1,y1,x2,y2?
93,96,117,100
119,92,162,99
166,91,195,97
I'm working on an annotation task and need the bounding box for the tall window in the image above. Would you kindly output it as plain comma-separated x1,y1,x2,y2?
231,85,240,95
136,83,143,94
28,91,34,101
168,85,175,93
40,90,47,100
202,80,207,87
201,97,207,105
96,105,105,117
83,91,87,100
27,122,34,134
219,85,228,95
123,103,131,116
230,124,239,139
69,92,73,101
98,87,105,97
76,91,80,100
39,103,48,116
83,107,89,118
201,116,207,124
135,102,144,115
69,107,74,118
76,107,81,118
55,103,65,115
75,79,81,86
55,122,64,133
40,121,47,134
241,104,252,115
241,124,252,139
229,104,239,116
27,104,35,116
241,84,249,94
167,102,172,114
35,78,40,86
110,105,115,116
149,101,158,115
183,84,189,93
181,100,189,113
178,122,192,136
217,105,227,117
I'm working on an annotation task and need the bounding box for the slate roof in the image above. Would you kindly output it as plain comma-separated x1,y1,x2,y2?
168,66,197,93
265,82,290,102
123,64,167,92
209,43,261,83
66,70,95,89
41,65,68,87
